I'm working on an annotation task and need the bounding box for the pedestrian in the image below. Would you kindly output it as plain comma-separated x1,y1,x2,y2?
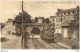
32,34,34,39
24,31,29,48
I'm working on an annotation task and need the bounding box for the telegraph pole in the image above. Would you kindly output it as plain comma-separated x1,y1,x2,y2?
21,0,24,47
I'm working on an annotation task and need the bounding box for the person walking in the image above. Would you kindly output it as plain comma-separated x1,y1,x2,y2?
24,31,29,48
32,34,34,39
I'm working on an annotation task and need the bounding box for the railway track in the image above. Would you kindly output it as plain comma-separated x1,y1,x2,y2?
49,43,68,49
32,38,46,49
37,38,69,49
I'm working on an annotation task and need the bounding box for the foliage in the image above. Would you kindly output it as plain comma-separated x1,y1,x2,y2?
41,29,54,40
35,17,38,22
54,33,62,41
1,22,5,29
42,17,45,24
69,9,79,30
69,9,79,40
14,11,32,25
14,11,32,34
45,18,50,24
1,37,6,42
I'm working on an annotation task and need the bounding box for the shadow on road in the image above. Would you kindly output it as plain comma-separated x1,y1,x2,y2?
1,38,9,43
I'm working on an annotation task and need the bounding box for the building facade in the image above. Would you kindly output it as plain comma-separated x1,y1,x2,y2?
55,6,79,39
49,16,55,24
37,17,44,24
2,19,15,35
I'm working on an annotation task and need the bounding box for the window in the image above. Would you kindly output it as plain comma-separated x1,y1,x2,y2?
62,13,66,15
57,14,61,16
75,11,77,13
56,18,61,22
56,18,58,22
64,18,67,21
73,11,75,14
57,14,58,16
56,24,60,29
66,13,68,15
68,17,70,20
70,12,73,15
68,12,70,15
64,13,66,15
62,13,64,15
72,17,74,20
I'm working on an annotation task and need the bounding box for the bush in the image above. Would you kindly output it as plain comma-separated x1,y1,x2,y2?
54,33,62,41
62,38,79,49
54,33,79,49
40,30,54,40
1,37,6,41
45,30,54,39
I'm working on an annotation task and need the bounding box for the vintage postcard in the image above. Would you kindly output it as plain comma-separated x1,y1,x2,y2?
0,0,79,50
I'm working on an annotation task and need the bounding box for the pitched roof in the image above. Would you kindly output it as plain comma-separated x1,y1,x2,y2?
56,8,78,14
38,17,44,19
50,16,55,18
7,19,14,22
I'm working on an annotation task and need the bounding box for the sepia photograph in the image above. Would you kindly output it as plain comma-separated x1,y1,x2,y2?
0,1,79,49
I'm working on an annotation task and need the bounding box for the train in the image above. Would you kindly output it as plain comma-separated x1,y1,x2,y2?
40,29,54,43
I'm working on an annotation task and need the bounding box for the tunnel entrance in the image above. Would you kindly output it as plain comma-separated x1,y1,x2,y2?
31,27,40,35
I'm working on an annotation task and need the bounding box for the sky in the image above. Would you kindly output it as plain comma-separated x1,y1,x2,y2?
0,1,79,23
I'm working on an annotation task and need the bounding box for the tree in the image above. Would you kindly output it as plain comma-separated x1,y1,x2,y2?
1,22,5,29
42,17,45,24
35,17,38,22
69,9,79,30
14,11,32,34
45,18,50,24
69,7,79,40
14,11,32,25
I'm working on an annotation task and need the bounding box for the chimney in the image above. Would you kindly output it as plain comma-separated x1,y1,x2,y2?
58,9,62,12
76,6,79,10
76,6,79,8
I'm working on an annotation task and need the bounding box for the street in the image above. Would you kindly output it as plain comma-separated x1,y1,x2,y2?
1,35,71,49
1,35,22,49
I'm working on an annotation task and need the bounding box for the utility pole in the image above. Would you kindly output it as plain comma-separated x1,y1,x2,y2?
21,0,24,47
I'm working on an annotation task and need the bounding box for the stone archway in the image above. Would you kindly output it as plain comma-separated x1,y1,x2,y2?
31,27,40,35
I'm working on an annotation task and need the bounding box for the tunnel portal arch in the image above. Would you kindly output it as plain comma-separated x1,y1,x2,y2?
31,27,40,35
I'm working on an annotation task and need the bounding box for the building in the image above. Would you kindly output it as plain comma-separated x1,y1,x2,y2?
55,11,62,34
38,17,44,23
49,16,55,24
55,6,79,39
2,19,15,35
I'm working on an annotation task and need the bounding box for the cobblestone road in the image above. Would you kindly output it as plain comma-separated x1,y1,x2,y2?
27,35,71,49
1,35,22,49
1,35,71,49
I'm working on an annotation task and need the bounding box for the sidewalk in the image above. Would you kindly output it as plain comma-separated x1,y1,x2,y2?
57,42,72,49
1,35,22,49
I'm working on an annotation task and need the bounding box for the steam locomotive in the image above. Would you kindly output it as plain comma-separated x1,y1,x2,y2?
40,29,54,42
